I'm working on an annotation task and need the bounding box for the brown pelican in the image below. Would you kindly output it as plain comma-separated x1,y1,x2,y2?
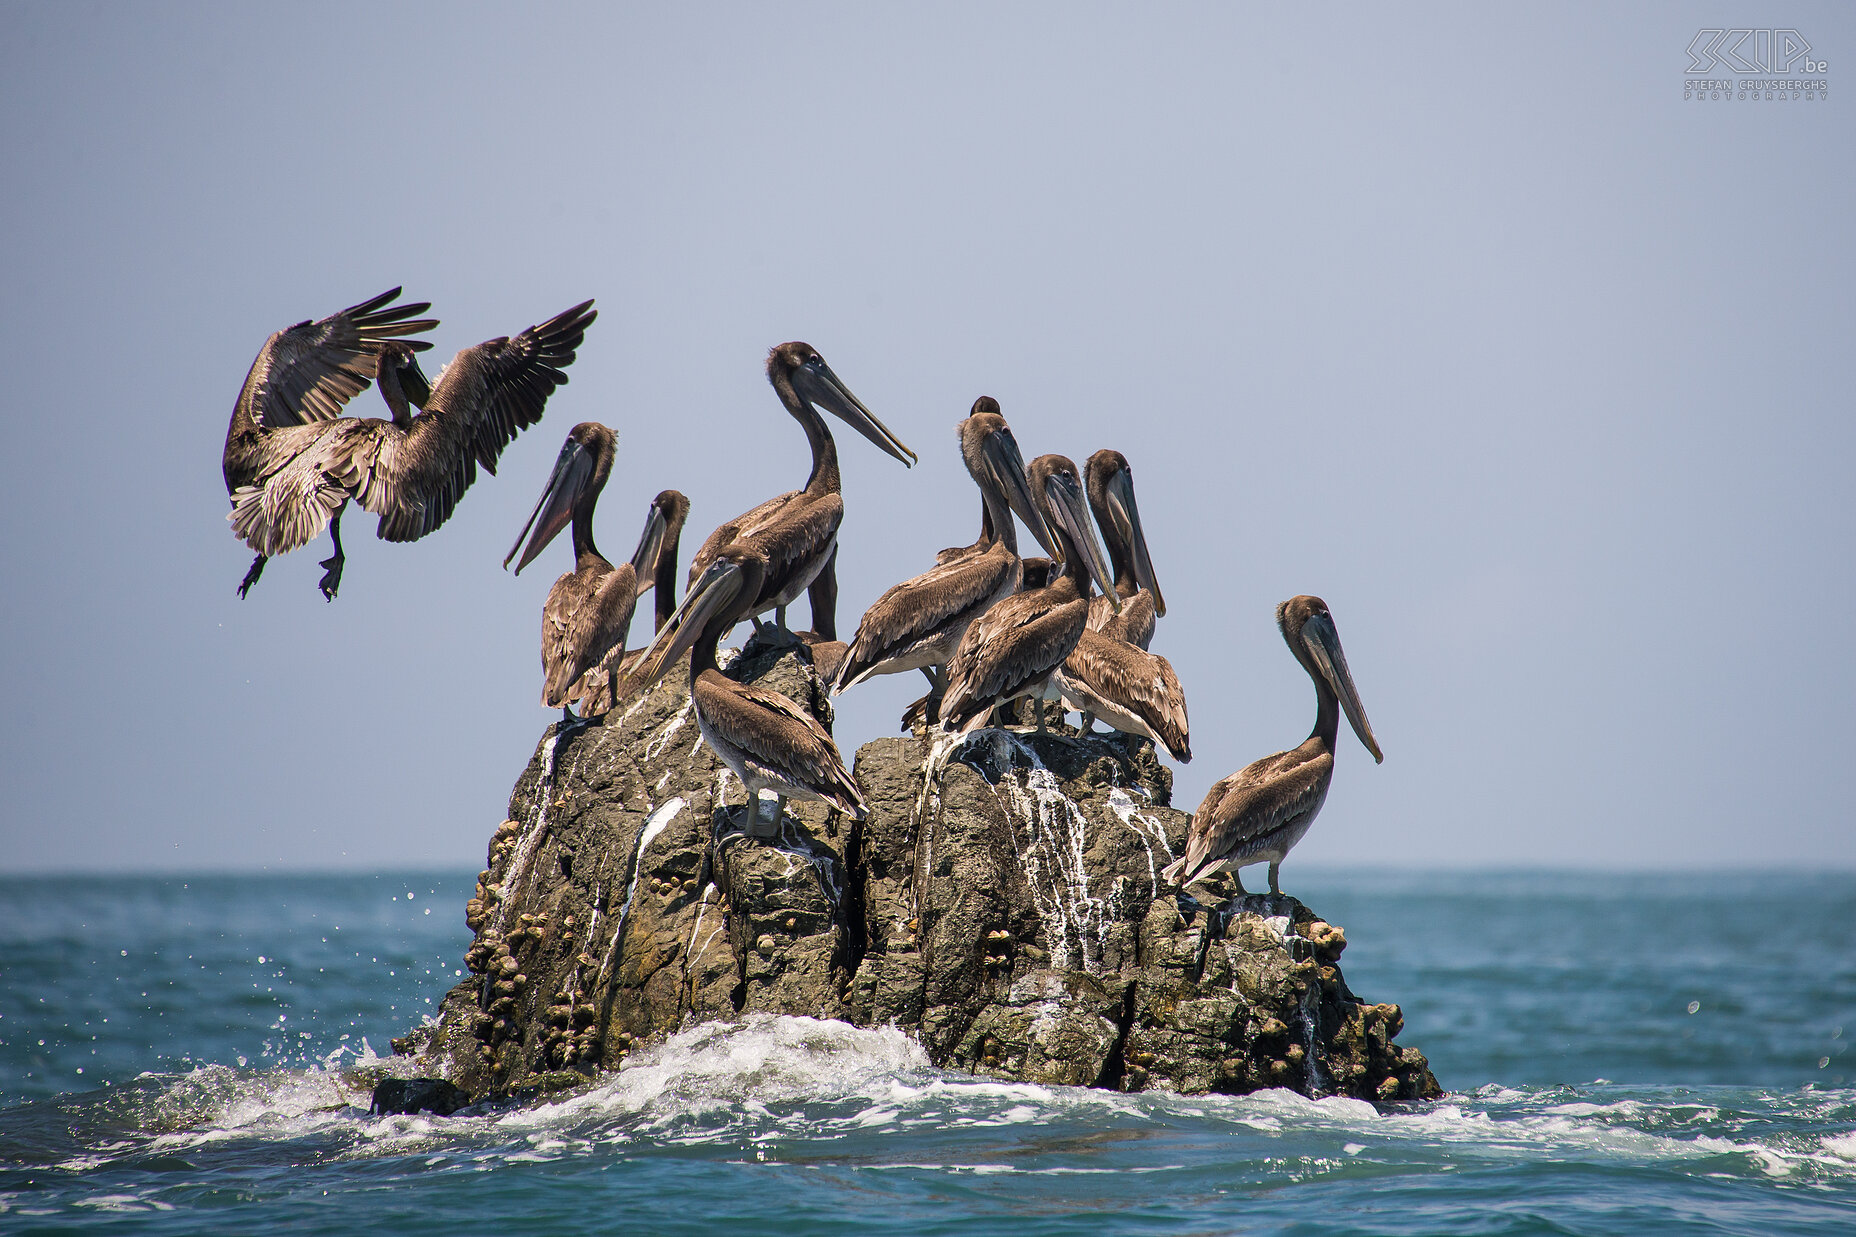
226,295,595,599
1163,596,1382,896
1084,450,1166,650
832,399,1058,715
936,454,1119,736
631,546,866,836
222,289,437,597
599,490,693,713
1051,630,1192,761
504,424,673,724
685,343,915,643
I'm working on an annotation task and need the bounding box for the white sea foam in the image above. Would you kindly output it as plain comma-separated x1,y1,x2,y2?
73,1013,1856,1197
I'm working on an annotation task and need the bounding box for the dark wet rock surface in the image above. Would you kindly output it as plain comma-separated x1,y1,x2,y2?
369,1077,470,1117
406,645,1439,1104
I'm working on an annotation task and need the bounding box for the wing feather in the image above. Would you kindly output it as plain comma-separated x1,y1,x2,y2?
1177,746,1331,882
696,677,866,815
939,591,1088,729
235,288,437,430
838,547,1017,687
541,563,640,707
1055,630,1190,760
362,300,596,543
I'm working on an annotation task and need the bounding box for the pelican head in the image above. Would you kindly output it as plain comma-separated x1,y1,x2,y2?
376,341,434,418
960,398,1057,558
1279,595,1382,763
627,547,765,693
1027,454,1119,610
628,489,692,590
1085,449,1164,618
767,342,917,466
503,422,616,574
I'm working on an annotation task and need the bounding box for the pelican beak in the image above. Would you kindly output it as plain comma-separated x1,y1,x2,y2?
627,558,749,692
1103,467,1163,618
398,352,433,411
1045,470,1120,612
627,502,670,594
797,358,917,466
504,437,594,575
980,427,1058,558
1302,612,1383,763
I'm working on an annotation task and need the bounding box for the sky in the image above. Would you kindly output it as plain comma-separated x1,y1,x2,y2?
1,3,1851,873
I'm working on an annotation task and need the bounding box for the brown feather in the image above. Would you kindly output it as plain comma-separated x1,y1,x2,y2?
1054,629,1191,760
1166,741,1332,886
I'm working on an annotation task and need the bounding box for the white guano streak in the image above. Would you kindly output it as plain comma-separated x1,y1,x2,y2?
597,796,687,985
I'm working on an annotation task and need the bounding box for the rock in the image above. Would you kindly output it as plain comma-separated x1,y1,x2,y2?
407,643,1439,1103
370,1077,471,1117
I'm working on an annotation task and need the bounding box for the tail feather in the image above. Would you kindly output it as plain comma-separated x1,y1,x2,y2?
1160,854,1192,888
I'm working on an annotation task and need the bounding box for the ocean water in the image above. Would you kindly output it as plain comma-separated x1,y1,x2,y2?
1,871,1852,1235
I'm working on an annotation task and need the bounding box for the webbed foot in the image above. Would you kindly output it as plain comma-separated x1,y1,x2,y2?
237,554,267,599
317,553,344,601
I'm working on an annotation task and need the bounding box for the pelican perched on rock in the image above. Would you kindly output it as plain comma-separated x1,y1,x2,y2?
631,546,866,837
226,294,595,599
685,343,915,643
1084,450,1166,649
832,399,1057,717
936,454,1119,736
597,490,693,713
504,424,672,724
1051,630,1192,761
1163,596,1382,896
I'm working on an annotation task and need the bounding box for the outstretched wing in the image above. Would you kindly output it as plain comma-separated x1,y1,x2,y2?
235,288,437,429
357,300,597,543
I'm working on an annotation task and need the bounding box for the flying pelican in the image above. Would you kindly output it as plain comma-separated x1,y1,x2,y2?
226,295,595,599
631,546,866,837
504,424,672,725
222,289,436,597
1051,630,1192,761
685,343,915,643
936,454,1119,737
1084,450,1166,650
1163,596,1382,896
832,399,1057,716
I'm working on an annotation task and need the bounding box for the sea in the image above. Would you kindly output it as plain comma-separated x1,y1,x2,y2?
1,870,1852,1235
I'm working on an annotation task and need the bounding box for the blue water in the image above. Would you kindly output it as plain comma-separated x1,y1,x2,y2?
2,871,1852,1234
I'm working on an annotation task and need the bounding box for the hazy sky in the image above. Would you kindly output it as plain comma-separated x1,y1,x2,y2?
2,3,1850,873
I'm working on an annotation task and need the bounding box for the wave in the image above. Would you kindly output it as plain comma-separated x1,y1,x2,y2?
6,1015,1856,1194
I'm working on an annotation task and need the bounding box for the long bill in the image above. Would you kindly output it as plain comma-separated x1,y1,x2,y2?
397,351,434,412
979,426,1059,559
1103,466,1164,617
504,437,595,574
626,557,751,694
627,502,670,596
1301,612,1383,763
1044,470,1121,613
797,358,917,466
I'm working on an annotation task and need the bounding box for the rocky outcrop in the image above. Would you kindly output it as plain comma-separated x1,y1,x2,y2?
399,643,1439,1103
